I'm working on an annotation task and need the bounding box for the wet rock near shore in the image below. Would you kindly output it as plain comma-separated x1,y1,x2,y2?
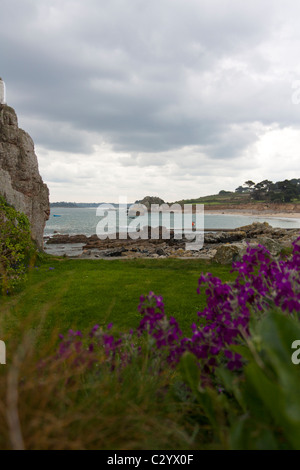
46,234,89,244
44,222,300,262
204,231,246,244
238,222,287,238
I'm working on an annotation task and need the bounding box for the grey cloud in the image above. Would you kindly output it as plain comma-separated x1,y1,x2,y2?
20,118,96,154
0,0,299,165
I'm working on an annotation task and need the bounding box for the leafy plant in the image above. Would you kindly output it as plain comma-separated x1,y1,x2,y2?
179,309,300,449
0,195,36,293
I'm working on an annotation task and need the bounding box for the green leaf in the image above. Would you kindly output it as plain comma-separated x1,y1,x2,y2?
229,344,253,361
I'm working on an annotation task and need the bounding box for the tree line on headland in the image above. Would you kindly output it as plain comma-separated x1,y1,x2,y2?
50,178,300,207
177,178,300,206
235,178,300,203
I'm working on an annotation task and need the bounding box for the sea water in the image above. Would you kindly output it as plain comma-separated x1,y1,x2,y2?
44,206,300,237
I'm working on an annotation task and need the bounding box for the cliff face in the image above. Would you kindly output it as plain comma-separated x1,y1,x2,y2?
0,104,50,249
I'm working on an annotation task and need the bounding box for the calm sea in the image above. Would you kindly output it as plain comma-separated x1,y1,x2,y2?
44,206,300,237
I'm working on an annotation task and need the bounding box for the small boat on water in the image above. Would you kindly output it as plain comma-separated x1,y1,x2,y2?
53,215,62,217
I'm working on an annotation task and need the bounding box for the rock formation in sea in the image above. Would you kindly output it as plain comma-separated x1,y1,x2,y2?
135,196,165,209
0,84,49,249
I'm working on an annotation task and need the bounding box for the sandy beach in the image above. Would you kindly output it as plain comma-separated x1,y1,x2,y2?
204,209,300,219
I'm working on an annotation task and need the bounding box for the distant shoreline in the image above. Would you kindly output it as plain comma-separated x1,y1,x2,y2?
50,202,300,218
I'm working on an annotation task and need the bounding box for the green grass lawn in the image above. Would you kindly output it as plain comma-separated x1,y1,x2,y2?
3,255,295,450
0,257,235,357
0,256,236,450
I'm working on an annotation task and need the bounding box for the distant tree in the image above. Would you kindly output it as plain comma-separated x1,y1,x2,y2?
235,186,247,193
50,202,78,208
276,180,299,202
244,180,255,189
218,190,232,195
250,178,300,203
252,180,273,200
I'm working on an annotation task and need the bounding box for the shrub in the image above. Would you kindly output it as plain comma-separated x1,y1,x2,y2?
0,195,36,293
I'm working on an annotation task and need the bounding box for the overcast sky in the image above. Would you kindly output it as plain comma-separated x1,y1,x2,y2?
1,0,300,202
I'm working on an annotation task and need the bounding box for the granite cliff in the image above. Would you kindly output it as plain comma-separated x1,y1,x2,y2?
0,104,49,249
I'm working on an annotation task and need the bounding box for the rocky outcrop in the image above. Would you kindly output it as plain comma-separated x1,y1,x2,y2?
211,222,300,264
46,234,89,244
204,230,246,244
0,104,49,249
213,242,248,264
44,222,300,261
135,196,165,209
